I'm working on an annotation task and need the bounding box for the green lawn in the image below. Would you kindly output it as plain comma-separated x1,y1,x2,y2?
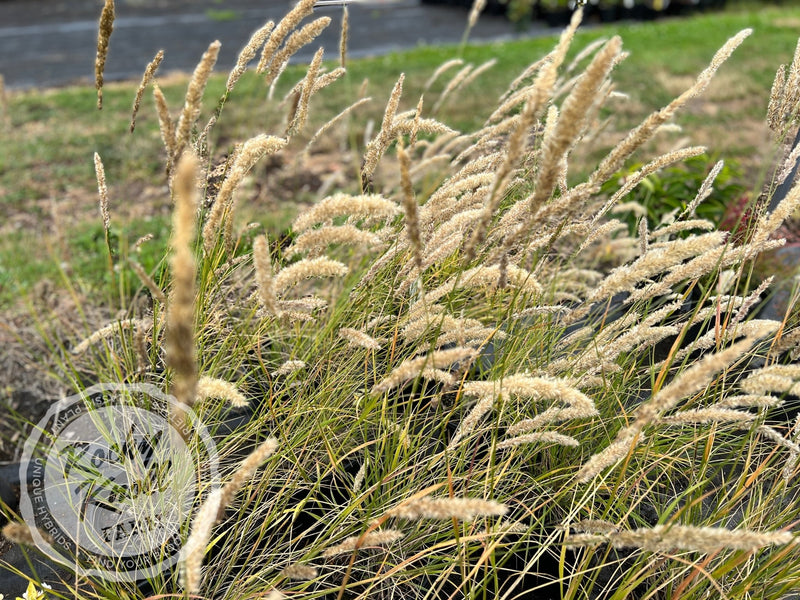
1,4,798,307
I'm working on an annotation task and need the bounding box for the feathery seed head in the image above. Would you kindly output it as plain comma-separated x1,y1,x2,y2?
93,152,110,234
226,21,275,93
196,376,249,407
130,50,164,132
272,360,307,377
362,74,405,185
257,0,317,75
340,6,349,68
274,257,348,295
203,134,287,253
220,438,279,509
95,0,115,109
153,83,177,164
2,522,52,546
282,563,318,580
497,431,580,449
293,193,400,232
174,40,221,160
339,327,382,350
72,318,150,355
166,152,199,411
322,529,404,558
577,524,795,554
448,393,495,450
182,488,223,594
287,46,325,135
289,224,384,257
388,496,508,520
372,348,477,395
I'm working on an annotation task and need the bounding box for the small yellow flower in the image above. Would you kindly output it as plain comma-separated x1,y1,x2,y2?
19,581,52,600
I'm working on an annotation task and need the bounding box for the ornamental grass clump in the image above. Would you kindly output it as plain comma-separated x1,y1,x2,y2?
20,2,800,599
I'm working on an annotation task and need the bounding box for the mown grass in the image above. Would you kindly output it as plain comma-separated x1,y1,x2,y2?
1,5,798,307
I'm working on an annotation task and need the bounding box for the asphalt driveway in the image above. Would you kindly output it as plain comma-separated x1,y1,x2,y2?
0,0,549,89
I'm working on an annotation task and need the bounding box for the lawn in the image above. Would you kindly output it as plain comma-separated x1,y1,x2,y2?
1,4,799,307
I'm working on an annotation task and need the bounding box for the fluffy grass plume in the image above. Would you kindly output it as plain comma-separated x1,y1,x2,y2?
568,524,794,553
293,193,400,231
196,376,249,407
181,488,222,594
182,438,278,594
130,49,164,132
257,0,316,76
388,496,508,520
340,5,349,68
423,58,464,93
281,563,318,580
153,83,177,165
289,224,383,257
266,17,330,90
274,256,348,294
271,360,306,377
93,152,113,279
166,152,199,414
226,20,275,94
287,47,324,135
362,74,405,185
94,0,114,109
93,152,110,232
398,139,422,270
72,318,147,355
1,522,53,546
203,134,287,252
129,259,166,303
592,29,752,186
339,327,382,350
467,0,487,36
576,335,765,483
322,529,404,558
174,40,221,160
371,347,477,395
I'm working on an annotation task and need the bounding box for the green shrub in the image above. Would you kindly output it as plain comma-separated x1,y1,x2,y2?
602,154,748,233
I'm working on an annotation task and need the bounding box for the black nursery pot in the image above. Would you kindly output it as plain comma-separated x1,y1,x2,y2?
634,4,660,19
697,0,726,8
596,4,619,21
618,3,658,21
617,4,636,21
542,7,573,27
666,0,699,15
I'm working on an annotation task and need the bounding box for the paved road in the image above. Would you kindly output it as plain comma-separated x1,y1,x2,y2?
0,0,550,89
